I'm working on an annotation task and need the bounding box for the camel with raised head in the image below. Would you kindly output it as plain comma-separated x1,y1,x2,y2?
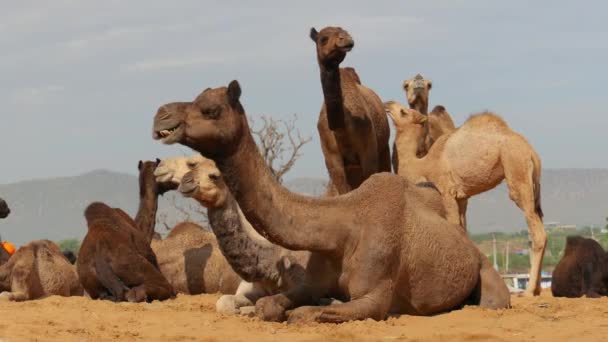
155,155,313,316
310,26,391,194
385,101,546,296
0,240,83,301
151,80,510,323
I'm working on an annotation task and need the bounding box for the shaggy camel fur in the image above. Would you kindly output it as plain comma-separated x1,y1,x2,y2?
0,240,83,301
385,102,546,296
552,236,608,298
0,198,9,219
78,202,173,302
311,26,391,194
156,155,312,315
152,80,510,323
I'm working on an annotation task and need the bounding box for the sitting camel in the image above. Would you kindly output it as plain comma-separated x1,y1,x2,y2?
77,202,174,302
385,102,546,296
552,236,608,298
0,240,83,301
155,155,312,315
0,197,9,219
151,80,510,323
310,26,391,195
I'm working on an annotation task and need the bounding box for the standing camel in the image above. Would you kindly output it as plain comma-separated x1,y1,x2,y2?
310,26,391,194
151,80,510,323
385,102,546,296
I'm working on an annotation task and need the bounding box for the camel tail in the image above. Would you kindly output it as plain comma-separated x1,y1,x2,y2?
532,155,543,219
94,242,126,302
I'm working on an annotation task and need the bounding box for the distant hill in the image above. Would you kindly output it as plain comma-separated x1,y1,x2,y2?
0,169,606,245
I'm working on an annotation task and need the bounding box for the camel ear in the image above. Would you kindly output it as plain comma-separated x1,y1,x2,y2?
155,158,161,165
138,160,143,171
310,27,318,42
402,80,409,91
427,80,432,90
227,80,241,105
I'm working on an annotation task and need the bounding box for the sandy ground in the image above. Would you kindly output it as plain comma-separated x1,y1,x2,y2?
0,291,607,341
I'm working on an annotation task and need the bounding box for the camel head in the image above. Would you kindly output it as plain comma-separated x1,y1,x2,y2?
177,157,227,208
310,26,354,68
403,74,432,112
138,159,176,196
0,198,9,219
152,80,246,158
384,101,427,128
154,155,205,187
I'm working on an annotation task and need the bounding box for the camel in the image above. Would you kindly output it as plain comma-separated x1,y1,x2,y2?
427,105,457,143
310,26,391,194
151,80,510,323
135,159,176,242
155,155,313,316
0,240,83,301
385,101,546,296
150,221,242,299
77,202,174,302
552,236,608,298
0,197,9,219
63,250,77,264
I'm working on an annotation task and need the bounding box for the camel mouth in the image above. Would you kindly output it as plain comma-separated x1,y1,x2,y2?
178,182,199,198
338,41,354,52
153,124,183,144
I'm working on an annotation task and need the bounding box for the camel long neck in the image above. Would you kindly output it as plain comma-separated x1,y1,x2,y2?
214,131,345,253
134,178,158,243
206,194,281,283
409,97,428,114
395,127,429,182
320,65,345,130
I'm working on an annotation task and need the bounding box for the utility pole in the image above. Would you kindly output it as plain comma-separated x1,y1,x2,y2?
492,234,498,271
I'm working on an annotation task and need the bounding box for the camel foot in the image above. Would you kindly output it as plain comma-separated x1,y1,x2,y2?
585,291,602,299
287,306,324,324
0,292,13,302
126,286,147,303
255,296,287,322
239,306,256,316
215,295,239,315
318,298,344,306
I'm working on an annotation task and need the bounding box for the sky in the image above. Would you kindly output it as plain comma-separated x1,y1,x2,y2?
1,0,607,184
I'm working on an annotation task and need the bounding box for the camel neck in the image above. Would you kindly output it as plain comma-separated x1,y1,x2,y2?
206,194,281,283
134,180,158,243
395,127,429,182
213,131,346,253
410,98,428,115
320,65,345,130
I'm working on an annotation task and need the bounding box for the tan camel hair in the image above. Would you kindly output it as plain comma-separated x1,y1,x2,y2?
151,80,510,323
0,240,83,301
385,101,546,296
310,26,391,194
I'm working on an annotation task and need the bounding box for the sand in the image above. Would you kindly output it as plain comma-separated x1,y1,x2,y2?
0,292,607,341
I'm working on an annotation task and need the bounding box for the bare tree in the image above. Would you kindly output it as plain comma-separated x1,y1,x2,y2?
156,113,311,232
250,114,312,184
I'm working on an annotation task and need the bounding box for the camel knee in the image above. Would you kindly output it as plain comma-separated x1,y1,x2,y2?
529,228,547,253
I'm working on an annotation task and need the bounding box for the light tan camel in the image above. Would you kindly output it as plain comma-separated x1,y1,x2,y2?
428,105,456,142
385,101,546,296
311,26,391,194
151,80,510,322
155,155,313,317
0,240,83,301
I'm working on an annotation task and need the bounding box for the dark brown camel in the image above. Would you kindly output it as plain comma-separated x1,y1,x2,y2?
0,198,9,219
310,26,391,194
0,240,83,301
151,80,510,323
552,236,608,298
135,159,176,242
77,202,173,302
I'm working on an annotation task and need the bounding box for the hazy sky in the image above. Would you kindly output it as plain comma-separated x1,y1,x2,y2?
1,0,606,184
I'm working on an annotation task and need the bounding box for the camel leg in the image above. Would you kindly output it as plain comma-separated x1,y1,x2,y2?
504,160,547,296
216,281,263,314
4,263,33,302
287,282,393,323
467,253,510,309
457,199,468,231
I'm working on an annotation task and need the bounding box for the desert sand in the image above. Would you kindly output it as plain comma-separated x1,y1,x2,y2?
0,291,606,341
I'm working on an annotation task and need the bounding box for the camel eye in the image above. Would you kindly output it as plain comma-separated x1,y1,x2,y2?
400,110,408,117
201,107,221,119
208,174,220,181
320,36,329,45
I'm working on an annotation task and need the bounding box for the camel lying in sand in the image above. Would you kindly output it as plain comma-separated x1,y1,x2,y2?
0,198,9,219
385,102,546,296
552,236,608,298
152,80,510,322
155,155,312,316
0,240,83,301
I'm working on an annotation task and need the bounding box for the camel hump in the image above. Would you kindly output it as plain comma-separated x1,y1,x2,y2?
463,112,509,128
430,105,446,114
341,67,361,84
84,202,113,221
